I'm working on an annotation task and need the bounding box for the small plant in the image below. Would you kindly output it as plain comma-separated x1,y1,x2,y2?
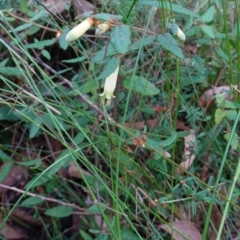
0,0,239,239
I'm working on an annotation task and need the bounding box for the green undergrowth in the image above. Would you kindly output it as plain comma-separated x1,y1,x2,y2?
0,0,239,239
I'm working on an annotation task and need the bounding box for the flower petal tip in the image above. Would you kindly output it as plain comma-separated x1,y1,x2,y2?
95,23,110,35
176,27,186,41
99,65,119,106
65,17,94,42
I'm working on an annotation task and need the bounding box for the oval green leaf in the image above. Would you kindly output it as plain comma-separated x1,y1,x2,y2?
201,6,215,23
201,25,215,38
157,33,184,59
22,197,44,206
93,13,123,21
45,206,74,218
110,25,131,54
123,76,159,96
98,57,120,79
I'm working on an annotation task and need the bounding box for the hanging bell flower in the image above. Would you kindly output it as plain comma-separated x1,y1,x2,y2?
176,26,186,41
99,65,119,106
168,23,186,41
65,17,94,42
95,22,110,35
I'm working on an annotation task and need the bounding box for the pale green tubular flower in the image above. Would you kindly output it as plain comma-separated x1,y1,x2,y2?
99,65,119,106
95,22,110,35
65,17,94,42
176,26,186,41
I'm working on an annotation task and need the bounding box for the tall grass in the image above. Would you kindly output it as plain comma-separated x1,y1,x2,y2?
0,0,239,239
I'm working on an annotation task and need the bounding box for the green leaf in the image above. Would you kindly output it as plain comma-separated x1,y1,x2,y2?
92,44,117,63
29,115,42,138
25,174,52,189
201,25,215,38
28,25,41,35
110,25,131,54
22,197,44,206
195,189,210,200
93,13,123,21
129,35,156,51
47,149,76,177
20,0,28,13
137,1,200,18
85,175,106,192
93,234,108,240
215,108,226,125
120,0,136,25
221,100,237,109
62,56,87,63
157,33,184,59
120,228,140,240
26,38,56,50
98,57,120,79
0,163,12,182
19,158,41,168
88,204,106,214
110,150,138,171
215,93,225,104
78,79,99,94
216,48,229,62
80,230,93,240
147,158,167,173
0,59,9,67
29,9,46,22
225,110,238,120
201,6,215,23
42,113,69,130
185,26,201,37
224,132,238,150
190,55,206,74
74,132,87,144
0,150,13,162
59,26,69,50
45,206,74,218
41,49,51,60
0,106,22,121
0,67,24,76
158,131,177,147
10,23,32,32
181,74,206,87
123,76,160,96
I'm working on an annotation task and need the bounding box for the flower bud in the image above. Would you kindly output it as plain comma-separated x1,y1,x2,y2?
99,65,119,106
176,26,186,41
65,17,94,42
95,23,110,35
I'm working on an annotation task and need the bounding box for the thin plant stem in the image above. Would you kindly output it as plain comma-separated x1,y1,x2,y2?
202,110,240,239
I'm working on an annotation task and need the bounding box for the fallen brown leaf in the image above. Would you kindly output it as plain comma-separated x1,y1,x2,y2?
176,120,190,131
161,220,202,240
13,208,41,226
44,0,72,14
68,161,91,179
176,130,196,174
0,165,28,194
146,118,160,130
200,85,237,107
73,0,97,16
124,121,145,130
0,219,28,240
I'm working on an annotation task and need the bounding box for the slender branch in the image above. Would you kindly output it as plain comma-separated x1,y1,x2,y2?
6,12,59,33
34,0,71,28
0,183,85,212
21,88,62,115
